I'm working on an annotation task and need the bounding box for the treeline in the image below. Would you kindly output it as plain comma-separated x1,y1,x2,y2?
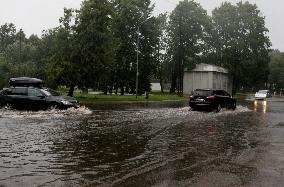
268,50,284,92
0,0,271,96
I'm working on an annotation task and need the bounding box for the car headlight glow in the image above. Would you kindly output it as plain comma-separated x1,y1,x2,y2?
61,100,71,105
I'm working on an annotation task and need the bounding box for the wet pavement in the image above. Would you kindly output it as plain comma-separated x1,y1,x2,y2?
0,98,284,187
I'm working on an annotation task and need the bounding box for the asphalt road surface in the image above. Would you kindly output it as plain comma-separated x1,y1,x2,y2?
0,98,283,187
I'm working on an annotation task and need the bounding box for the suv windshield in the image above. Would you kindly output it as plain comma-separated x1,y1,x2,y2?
192,90,213,96
41,89,60,96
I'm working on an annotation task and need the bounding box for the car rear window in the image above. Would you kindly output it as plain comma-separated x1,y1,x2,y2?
192,90,213,96
258,90,268,93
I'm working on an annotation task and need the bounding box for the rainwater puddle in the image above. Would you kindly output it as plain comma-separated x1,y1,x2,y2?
0,104,256,187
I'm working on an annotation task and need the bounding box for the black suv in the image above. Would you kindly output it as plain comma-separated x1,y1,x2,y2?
189,89,236,112
0,77,80,110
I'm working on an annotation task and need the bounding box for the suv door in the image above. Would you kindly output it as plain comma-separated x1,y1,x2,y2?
223,90,236,108
27,88,47,110
10,87,28,109
219,90,232,108
213,90,226,108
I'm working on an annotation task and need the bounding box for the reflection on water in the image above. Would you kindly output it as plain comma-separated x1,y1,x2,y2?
0,104,259,187
263,100,267,113
253,100,258,112
253,100,267,113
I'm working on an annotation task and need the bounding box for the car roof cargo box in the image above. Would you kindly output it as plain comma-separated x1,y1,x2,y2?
9,77,44,87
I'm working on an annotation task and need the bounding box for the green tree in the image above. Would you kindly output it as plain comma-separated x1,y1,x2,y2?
153,13,168,93
0,23,17,53
113,0,158,95
75,0,116,94
0,54,10,88
30,33,51,80
268,50,284,91
167,0,211,95
3,29,45,80
48,8,81,96
212,1,270,93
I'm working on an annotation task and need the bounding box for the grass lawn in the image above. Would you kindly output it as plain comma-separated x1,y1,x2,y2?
234,93,254,99
74,92,188,102
58,88,255,102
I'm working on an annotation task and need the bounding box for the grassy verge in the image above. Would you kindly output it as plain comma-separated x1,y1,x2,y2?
58,88,255,102
74,92,188,102
234,93,254,99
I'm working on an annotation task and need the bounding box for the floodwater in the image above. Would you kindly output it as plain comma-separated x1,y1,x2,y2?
0,98,283,187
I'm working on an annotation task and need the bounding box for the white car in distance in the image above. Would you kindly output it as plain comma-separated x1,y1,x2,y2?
255,90,271,100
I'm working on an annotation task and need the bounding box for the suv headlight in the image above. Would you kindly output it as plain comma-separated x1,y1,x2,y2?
61,100,71,105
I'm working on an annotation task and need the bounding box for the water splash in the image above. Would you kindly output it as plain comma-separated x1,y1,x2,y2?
99,105,251,127
0,106,92,119
245,95,255,101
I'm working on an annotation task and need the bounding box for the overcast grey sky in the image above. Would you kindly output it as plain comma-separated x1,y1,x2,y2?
0,0,282,51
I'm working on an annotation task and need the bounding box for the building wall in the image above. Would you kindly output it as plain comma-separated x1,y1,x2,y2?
151,83,161,91
184,71,212,94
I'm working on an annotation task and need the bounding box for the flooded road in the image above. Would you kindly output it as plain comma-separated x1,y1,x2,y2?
0,98,283,186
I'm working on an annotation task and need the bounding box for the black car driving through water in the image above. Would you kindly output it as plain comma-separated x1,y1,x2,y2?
189,89,236,112
0,77,80,110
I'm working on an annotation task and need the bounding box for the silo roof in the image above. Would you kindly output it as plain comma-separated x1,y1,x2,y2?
190,63,228,73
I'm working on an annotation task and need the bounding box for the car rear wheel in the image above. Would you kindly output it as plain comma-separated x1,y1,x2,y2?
190,107,196,111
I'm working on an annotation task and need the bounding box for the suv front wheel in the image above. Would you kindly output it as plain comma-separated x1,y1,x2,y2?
3,102,12,110
48,102,60,110
231,102,236,110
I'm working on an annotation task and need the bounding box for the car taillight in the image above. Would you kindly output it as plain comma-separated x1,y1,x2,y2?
206,95,215,99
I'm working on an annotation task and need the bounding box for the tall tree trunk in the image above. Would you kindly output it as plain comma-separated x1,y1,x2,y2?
68,84,75,97
179,59,184,97
178,58,181,96
177,9,183,97
160,78,164,93
114,80,118,95
157,39,164,93
120,84,124,95
170,72,177,93
103,89,108,95
108,85,113,95
103,83,108,95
